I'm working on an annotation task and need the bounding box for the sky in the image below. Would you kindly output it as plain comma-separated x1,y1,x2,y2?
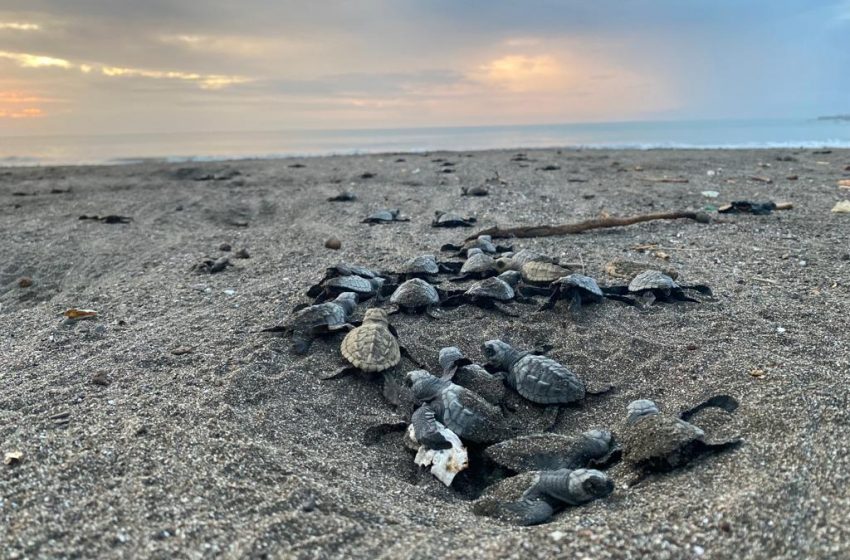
0,0,848,136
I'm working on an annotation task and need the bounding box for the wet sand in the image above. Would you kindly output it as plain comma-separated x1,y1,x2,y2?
1,148,849,559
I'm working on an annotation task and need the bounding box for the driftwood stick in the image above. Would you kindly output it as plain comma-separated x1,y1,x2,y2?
466,211,709,241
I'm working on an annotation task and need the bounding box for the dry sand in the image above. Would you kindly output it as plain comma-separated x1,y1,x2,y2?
1,148,849,559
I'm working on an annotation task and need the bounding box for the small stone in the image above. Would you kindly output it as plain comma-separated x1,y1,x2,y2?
3,451,23,466
694,545,705,556
223,289,236,296
776,326,786,334
91,372,111,386
701,190,719,198
799,260,807,266
831,200,850,213
786,175,798,181
234,248,250,259
218,243,232,252
325,237,341,250
171,346,192,356
549,530,567,542
17,277,33,288
749,368,766,378
686,343,698,351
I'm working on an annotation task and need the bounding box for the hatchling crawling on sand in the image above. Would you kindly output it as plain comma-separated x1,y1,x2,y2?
393,254,460,282
441,271,528,315
438,347,506,406
261,292,357,354
326,308,412,379
621,396,741,484
407,369,506,445
431,211,476,228
522,274,635,311
473,467,614,526
484,429,619,474
307,274,386,304
450,248,497,282
604,269,711,306
362,208,409,224
388,278,441,316
482,339,601,405
440,234,512,257
493,249,556,272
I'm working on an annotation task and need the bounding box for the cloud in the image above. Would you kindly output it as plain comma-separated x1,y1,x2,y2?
475,54,566,92
0,22,41,31
0,107,43,118
0,50,71,68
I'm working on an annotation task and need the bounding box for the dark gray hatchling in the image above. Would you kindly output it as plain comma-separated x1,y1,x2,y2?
473,467,614,526
484,429,619,474
523,274,636,312
604,269,711,306
440,234,512,257
394,254,460,281
432,211,476,228
407,369,506,445
262,291,357,354
308,274,386,304
438,347,506,406
621,395,741,484
482,339,594,405
450,248,497,282
441,271,527,316
362,208,410,224
306,262,385,299
388,278,441,316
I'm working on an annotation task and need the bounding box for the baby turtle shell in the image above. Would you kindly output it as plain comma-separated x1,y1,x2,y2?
407,369,505,445
340,308,400,373
389,278,440,311
399,255,439,277
621,397,741,482
629,270,679,294
441,234,512,257
521,260,572,285
312,275,385,303
604,259,679,280
482,340,586,404
263,292,357,354
450,249,496,281
432,211,476,228
362,208,409,224
484,430,618,473
473,468,614,526
494,249,555,272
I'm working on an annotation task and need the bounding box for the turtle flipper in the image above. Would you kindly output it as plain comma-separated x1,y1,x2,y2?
702,438,743,455
603,293,637,306
504,498,555,526
601,285,629,296
399,345,422,367
684,284,713,296
518,285,551,298
490,301,519,317
291,333,314,355
585,383,615,397
439,294,466,308
425,308,444,320
539,287,560,311
320,366,359,380
566,290,582,314
411,405,452,450
679,394,739,421
305,284,324,298
440,243,463,252
438,261,463,273
671,289,701,303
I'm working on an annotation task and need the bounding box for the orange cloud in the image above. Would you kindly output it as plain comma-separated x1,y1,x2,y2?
0,22,40,31
474,54,569,92
0,107,44,118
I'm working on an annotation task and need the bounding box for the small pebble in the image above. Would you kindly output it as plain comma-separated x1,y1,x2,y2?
549,530,566,542
3,451,23,466
219,243,232,252
776,326,786,334
223,289,236,296
325,237,342,250
17,277,33,288
209,257,230,273
234,248,250,259
91,372,111,386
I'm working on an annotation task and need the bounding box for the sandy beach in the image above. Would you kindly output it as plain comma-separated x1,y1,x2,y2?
1,148,849,559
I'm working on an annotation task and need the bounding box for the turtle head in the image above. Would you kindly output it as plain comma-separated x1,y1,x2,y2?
494,256,516,272
481,339,521,368
362,308,389,325
626,399,660,424
333,292,359,315
497,270,522,287
569,469,615,502
406,369,446,401
582,429,614,451
466,248,483,258
368,277,386,291
438,347,464,374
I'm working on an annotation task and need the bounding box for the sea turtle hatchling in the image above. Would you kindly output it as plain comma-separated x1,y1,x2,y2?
604,259,679,281
308,274,387,304
522,274,636,312
438,347,506,406
362,208,410,224
441,271,528,315
449,248,497,282
393,254,460,282
432,211,476,228
482,339,606,405
306,262,384,297
518,260,573,285
472,468,614,526
407,369,506,445
326,308,407,379
484,429,619,474
388,278,442,316
493,249,557,272
621,396,741,485
261,291,357,354
440,234,513,257
604,269,711,306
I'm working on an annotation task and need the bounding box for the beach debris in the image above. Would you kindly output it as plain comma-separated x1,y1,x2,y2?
538,165,561,171
263,292,357,354
786,175,799,181
482,340,593,405
389,279,441,315
174,167,240,181
441,271,524,315
17,276,33,288
484,430,619,474
328,191,357,202
171,346,193,355
812,150,832,155
218,242,232,252
748,176,773,183
604,260,679,280
465,210,711,240
234,248,250,259
462,184,489,197
837,180,850,189
831,201,850,213
701,190,720,198
718,201,792,215
621,396,741,485
63,308,98,321
408,369,505,444
407,422,468,486
604,270,711,306
473,468,614,526
360,172,376,179
642,177,689,184
362,208,409,224
432,211,476,228
324,237,341,250
4,450,23,466
192,256,232,274
79,215,132,224
330,308,402,378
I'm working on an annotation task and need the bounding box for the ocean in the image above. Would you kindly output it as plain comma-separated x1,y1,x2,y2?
1,117,849,166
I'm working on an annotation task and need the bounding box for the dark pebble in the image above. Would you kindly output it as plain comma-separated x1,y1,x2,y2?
219,243,232,252
325,237,342,250
18,276,33,288
234,248,250,259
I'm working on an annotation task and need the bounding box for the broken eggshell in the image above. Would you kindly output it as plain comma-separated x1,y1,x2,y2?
406,424,468,487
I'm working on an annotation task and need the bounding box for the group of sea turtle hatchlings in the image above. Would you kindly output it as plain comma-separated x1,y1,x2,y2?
263,235,741,526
